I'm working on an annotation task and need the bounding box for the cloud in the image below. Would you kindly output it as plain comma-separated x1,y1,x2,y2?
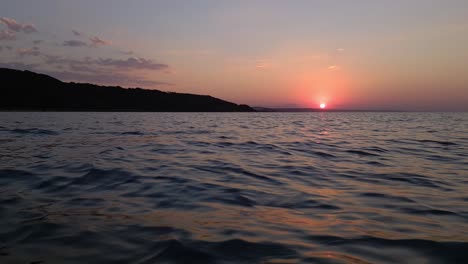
89,36,111,47
0,62,38,71
337,48,345,52
0,17,22,32
33,40,42,45
121,50,134,55
44,55,76,65
328,65,341,71
69,64,97,73
17,47,41,57
43,55,88,71
63,40,88,47
22,24,37,33
2,51,171,88
0,17,37,33
42,54,171,87
95,57,169,71
44,70,171,87
255,60,271,69
0,30,16,41
72,30,82,37
44,55,169,72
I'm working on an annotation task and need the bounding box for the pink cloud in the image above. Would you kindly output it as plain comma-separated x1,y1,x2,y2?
17,47,41,57
22,24,37,33
95,57,168,71
328,65,341,71
89,36,111,47
0,62,38,71
0,17,37,33
255,60,271,69
72,30,82,37
0,30,16,41
63,40,88,47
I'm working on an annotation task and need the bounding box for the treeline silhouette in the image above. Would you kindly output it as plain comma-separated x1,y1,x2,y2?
0,68,254,112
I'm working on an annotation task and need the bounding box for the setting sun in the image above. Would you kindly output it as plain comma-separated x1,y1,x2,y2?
320,103,326,109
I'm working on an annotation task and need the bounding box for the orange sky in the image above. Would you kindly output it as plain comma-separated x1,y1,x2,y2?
1,1,468,110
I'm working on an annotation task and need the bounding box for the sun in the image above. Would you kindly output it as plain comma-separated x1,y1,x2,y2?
320,103,326,109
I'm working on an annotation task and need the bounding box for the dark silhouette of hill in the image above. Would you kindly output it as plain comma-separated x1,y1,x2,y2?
0,68,254,112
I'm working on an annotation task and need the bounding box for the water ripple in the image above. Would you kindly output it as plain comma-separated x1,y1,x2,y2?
1,112,468,263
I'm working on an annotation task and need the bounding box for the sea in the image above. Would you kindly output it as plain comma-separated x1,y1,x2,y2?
1,112,467,264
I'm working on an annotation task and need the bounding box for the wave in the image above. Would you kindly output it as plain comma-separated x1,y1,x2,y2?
7,128,59,135
1,112,468,263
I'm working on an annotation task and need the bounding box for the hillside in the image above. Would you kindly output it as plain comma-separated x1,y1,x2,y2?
0,68,254,112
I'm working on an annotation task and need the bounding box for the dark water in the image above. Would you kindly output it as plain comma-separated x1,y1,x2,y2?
1,112,468,264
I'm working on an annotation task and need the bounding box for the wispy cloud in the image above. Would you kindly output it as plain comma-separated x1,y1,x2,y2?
44,55,169,72
22,24,37,33
1,18,168,88
0,30,16,41
45,70,170,87
0,17,37,33
63,40,88,47
72,30,82,37
38,54,171,87
255,60,271,69
89,36,111,47
328,65,340,71
0,62,38,71
121,50,134,55
17,47,41,57
95,57,169,71
68,64,97,73
2,57,171,88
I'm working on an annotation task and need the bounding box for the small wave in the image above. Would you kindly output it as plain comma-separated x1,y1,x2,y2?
69,168,140,191
274,199,341,210
120,131,144,135
401,207,464,218
289,148,336,158
305,235,468,263
359,192,414,203
10,128,59,135
367,161,385,166
364,146,388,153
218,135,236,140
196,164,282,185
216,141,234,147
347,150,380,156
377,172,445,189
417,139,458,146
130,238,297,263
312,151,336,158
0,169,38,184
208,194,257,207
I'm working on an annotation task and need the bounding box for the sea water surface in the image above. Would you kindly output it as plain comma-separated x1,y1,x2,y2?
1,112,468,264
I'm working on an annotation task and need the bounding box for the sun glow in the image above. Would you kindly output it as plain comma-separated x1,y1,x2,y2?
320,103,326,109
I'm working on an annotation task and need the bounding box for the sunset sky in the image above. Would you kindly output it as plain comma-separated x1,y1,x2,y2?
1,0,468,110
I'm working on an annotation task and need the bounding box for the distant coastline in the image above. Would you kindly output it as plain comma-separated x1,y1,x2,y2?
0,68,254,112
253,107,406,113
